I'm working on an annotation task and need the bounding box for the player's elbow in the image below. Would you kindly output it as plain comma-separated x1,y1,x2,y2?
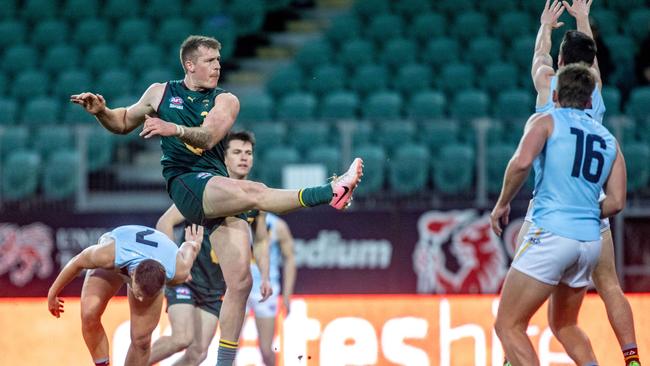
510,155,532,172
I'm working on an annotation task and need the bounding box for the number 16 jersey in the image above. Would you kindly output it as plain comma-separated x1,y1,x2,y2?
112,225,178,281
531,108,617,241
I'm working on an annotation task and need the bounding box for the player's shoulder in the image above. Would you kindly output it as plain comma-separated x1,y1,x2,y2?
215,91,239,105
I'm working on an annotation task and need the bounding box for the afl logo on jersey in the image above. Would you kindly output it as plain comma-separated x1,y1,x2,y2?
169,96,184,110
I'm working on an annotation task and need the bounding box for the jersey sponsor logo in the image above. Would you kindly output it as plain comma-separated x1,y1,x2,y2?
412,210,507,294
0,223,54,287
169,96,184,110
175,286,192,300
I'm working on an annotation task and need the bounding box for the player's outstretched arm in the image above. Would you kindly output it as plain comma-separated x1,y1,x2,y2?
277,218,296,314
532,0,565,104
171,224,203,285
601,143,627,218
563,0,603,86
47,242,115,317
253,213,273,302
70,83,165,135
156,204,186,241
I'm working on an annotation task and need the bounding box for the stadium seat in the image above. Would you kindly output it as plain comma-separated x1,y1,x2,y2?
43,45,79,75
421,37,460,69
277,92,317,121
185,0,223,18
295,40,333,72
623,143,650,192
227,0,265,36
626,87,650,122
433,144,474,195
451,90,489,122
393,0,431,20
437,0,474,16
308,65,345,96
0,72,5,96
601,86,622,115
127,44,164,73
258,146,300,188
366,14,404,44
604,35,636,66
381,38,417,70
408,90,446,121
339,39,376,70
306,146,340,177
85,44,123,74
0,20,24,48
603,116,636,144
0,99,17,125
238,92,274,122
478,0,517,17
21,0,57,21
114,19,151,48
352,121,373,145
626,9,650,42
377,121,416,152
289,122,330,152
31,20,68,48
509,36,536,72
103,0,141,19
34,126,74,157
200,16,237,60
389,144,430,195
85,126,114,172
62,0,99,20
466,37,503,70
320,91,360,120
520,0,543,16
0,0,16,19
495,89,534,122
451,12,487,43
136,67,177,94
487,144,517,194
22,97,61,126
266,64,303,99
409,12,447,44
73,19,110,48
419,119,459,153
352,145,386,196
439,63,475,96
13,71,49,101
2,150,41,201
482,62,519,95
495,11,533,43
42,150,80,200
62,103,96,125
350,64,387,97
363,91,403,120
145,0,182,19
56,70,92,100
95,69,133,101
590,9,619,36
326,15,361,47
158,18,196,48
248,121,286,152
0,126,28,156
2,45,37,74
353,0,389,21
607,0,646,17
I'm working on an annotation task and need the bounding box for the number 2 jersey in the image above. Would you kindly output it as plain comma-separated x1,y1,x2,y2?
112,225,178,281
531,108,617,241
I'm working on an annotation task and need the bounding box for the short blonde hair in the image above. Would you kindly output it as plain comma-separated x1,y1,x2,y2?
179,35,222,71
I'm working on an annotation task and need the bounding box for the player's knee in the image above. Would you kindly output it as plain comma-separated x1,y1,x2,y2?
227,271,252,295
185,345,208,364
131,333,152,351
172,332,193,351
80,307,102,328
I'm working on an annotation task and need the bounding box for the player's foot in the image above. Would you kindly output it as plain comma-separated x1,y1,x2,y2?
330,157,363,210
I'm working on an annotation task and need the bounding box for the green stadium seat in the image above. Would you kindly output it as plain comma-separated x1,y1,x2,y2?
258,146,300,188
266,64,303,99
0,20,25,48
626,87,650,122
352,121,373,145
185,0,223,19
21,0,57,21
289,122,330,152
200,16,237,60
227,0,265,36
603,116,636,143
451,90,489,122
62,0,99,20
419,119,459,152
103,0,140,19
437,0,474,15
607,0,645,17
85,44,122,74
520,0,543,16
56,70,92,99
2,150,40,201
0,99,17,125
34,126,74,157
495,11,533,43
487,144,516,194
363,91,403,120
433,144,474,195
422,37,459,69
114,19,151,48
622,143,650,192
478,0,517,17
294,40,332,71
339,39,376,70
136,67,177,94
13,71,49,101
0,126,28,156
43,45,79,74
3,45,37,74
393,0,431,20
248,121,286,152
320,91,359,120
353,0,389,21
74,19,110,48
408,90,446,120
482,62,518,95
264,0,290,11
127,44,164,73
326,15,361,47
394,63,431,97
381,38,417,70
157,18,196,48
0,72,6,96
366,14,404,43
62,103,96,125
626,9,650,42
510,36,536,72
350,64,387,97
0,0,16,19
590,9,620,36
495,89,533,122
146,0,182,19
439,63,475,96
277,92,317,121
467,37,503,70
308,65,345,96
602,86,622,115
409,12,447,44
306,146,340,176
389,144,430,195
604,35,636,66
377,121,416,152
22,97,61,126
86,126,114,172
95,69,133,101
42,150,80,200
238,92,273,122
31,20,68,48
452,12,487,43
352,145,386,196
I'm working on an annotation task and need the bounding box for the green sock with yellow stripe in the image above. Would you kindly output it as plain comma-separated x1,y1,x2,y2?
217,339,238,366
298,184,333,207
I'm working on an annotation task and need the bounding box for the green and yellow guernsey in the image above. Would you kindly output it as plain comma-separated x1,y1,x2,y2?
157,80,229,182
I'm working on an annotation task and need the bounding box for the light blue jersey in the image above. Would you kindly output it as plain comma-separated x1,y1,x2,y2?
536,75,605,123
531,108,617,241
251,213,283,289
112,225,178,281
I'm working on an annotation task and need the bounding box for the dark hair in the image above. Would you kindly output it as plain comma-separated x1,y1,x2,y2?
179,35,222,71
556,63,595,109
225,130,256,152
134,259,166,298
560,30,597,66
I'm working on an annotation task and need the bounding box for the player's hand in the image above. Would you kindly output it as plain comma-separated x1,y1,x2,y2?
185,224,204,251
47,293,65,318
140,114,179,139
259,279,273,302
490,203,511,236
540,0,565,29
562,0,592,20
70,92,107,115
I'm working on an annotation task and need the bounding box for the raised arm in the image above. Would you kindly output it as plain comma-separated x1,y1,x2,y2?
252,212,273,302
70,83,166,135
532,0,565,106
276,218,296,314
562,0,602,86
171,224,203,285
601,143,627,218
156,204,186,241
